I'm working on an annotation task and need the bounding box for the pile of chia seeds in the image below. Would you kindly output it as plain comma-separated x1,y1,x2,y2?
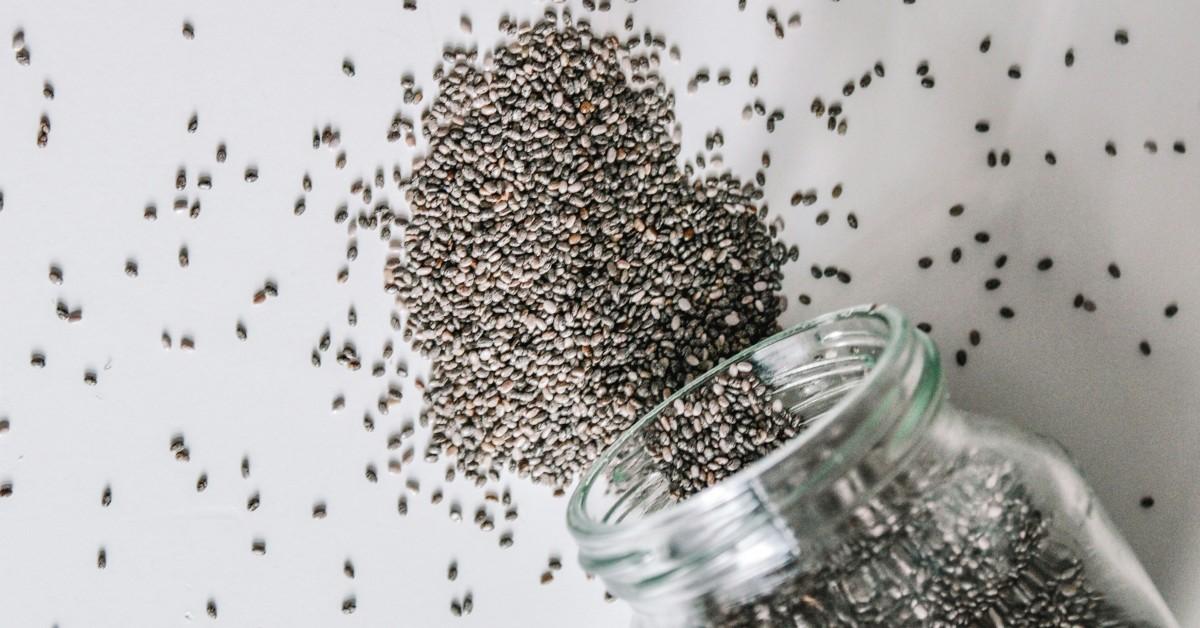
396,14,787,487
694,449,1147,627
642,361,801,499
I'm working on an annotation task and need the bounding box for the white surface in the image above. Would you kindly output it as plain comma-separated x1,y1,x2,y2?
0,1,1197,626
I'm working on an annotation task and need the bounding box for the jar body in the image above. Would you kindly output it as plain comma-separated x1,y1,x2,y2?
632,404,1175,628
569,306,1177,628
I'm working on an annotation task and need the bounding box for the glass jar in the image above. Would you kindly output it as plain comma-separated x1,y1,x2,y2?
568,304,1178,627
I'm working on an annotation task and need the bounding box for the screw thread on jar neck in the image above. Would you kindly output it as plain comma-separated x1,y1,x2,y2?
568,304,945,619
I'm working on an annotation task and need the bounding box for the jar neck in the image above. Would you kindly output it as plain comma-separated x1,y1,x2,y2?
567,305,948,621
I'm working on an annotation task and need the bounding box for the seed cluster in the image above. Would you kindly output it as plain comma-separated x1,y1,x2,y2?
643,361,799,499
704,454,1140,627
395,14,786,488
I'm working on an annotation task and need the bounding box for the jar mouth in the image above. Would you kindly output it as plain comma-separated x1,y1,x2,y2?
567,304,944,605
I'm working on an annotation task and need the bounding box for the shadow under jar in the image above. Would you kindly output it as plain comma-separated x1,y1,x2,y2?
568,304,1177,628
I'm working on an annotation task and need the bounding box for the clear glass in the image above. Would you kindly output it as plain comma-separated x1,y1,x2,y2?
568,305,1178,627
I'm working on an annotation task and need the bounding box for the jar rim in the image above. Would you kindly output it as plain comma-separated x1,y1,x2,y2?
566,303,933,544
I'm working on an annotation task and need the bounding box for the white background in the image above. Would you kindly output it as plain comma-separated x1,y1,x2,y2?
0,0,1197,626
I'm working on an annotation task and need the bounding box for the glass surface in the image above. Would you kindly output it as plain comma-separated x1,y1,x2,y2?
568,305,1178,628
